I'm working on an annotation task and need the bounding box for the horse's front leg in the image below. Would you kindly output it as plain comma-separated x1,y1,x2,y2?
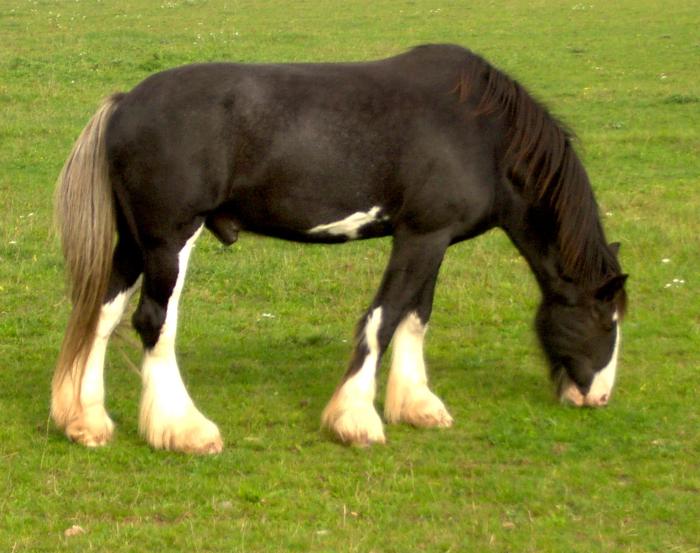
384,311,454,429
321,307,387,445
321,229,451,446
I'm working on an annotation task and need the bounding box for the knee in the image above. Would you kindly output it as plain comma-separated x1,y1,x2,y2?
132,297,166,349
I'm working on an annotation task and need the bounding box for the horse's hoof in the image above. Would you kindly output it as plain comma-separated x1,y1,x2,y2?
63,406,116,447
140,405,223,454
322,402,386,446
385,388,454,428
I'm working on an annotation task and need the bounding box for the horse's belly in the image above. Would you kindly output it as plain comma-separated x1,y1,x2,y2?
222,182,393,243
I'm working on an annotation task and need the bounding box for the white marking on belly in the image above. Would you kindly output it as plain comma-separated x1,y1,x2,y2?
308,206,385,239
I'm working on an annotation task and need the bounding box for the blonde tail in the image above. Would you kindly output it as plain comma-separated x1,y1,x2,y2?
52,94,122,430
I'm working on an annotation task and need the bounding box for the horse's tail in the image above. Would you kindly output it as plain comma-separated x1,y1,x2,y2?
52,94,123,412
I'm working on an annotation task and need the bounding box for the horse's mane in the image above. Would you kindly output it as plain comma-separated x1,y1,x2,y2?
453,53,620,286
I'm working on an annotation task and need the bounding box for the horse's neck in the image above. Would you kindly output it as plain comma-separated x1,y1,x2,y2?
500,202,579,301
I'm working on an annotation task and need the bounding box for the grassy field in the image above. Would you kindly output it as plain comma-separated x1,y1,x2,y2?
1,0,699,551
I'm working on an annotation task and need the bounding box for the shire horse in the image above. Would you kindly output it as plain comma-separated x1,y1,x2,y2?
52,44,627,453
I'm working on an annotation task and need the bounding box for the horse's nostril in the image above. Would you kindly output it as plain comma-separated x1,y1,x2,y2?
599,394,609,405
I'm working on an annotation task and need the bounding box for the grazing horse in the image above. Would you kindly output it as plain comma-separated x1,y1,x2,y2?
52,44,627,453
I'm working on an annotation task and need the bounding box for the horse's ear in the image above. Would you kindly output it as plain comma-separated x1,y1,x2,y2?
609,242,621,257
595,274,628,303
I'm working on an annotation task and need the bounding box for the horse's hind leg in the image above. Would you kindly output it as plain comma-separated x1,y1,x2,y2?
52,234,142,446
133,225,222,454
321,229,451,446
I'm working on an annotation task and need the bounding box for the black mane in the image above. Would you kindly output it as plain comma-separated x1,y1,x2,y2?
453,50,621,286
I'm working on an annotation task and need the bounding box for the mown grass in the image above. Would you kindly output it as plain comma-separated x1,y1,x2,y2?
1,1,699,551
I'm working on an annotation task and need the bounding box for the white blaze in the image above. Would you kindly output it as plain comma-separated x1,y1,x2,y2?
560,311,621,407
587,312,621,404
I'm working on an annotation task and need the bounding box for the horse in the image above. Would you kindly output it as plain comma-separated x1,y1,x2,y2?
51,44,627,453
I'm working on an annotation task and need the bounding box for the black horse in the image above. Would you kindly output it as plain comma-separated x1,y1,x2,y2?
52,44,627,453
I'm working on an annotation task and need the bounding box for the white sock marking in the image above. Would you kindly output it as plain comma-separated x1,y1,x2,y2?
321,307,386,444
343,307,382,402
308,206,385,239
385,312,453,427
141,227,200,418
389,312,428,388
53,280,141,446
80,282,139,409
139,227,222,452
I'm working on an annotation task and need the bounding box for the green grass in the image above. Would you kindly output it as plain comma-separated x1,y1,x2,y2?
1,1,699,551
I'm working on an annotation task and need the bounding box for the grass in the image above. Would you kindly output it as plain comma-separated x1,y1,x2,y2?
1,0,699,551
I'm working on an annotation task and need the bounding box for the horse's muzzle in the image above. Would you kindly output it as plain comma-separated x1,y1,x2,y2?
559,377,610,407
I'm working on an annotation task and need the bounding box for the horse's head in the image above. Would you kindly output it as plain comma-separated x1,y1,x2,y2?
536,273,627,407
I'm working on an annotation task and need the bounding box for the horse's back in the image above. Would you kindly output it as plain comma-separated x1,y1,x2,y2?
107,43,479,152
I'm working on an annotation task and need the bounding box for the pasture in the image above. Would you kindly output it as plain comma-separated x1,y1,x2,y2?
1,0,698,551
